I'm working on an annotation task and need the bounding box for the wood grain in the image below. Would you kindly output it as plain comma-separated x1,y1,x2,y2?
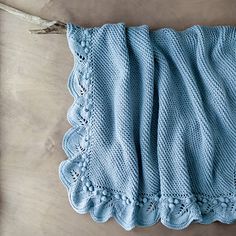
1,1,236,235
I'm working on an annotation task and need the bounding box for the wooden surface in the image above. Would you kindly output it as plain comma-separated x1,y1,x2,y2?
1,0,236,235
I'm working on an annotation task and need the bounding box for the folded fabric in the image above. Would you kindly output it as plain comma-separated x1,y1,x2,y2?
58,22,236,230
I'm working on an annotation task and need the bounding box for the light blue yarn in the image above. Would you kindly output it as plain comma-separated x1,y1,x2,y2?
59,22,236,230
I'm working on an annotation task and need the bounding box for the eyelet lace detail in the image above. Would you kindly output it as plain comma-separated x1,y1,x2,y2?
58,23,236,231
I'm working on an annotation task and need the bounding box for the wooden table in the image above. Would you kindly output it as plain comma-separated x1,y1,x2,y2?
1,0,236,235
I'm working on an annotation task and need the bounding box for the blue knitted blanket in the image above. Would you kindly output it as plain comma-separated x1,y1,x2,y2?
58,22,236,230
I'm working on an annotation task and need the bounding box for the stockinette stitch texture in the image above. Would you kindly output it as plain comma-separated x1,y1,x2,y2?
58,22,236,230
